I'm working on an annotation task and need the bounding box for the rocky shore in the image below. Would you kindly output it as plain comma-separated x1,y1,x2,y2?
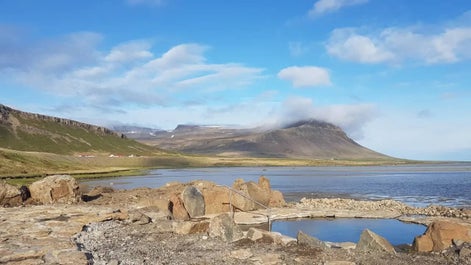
1,175,471,264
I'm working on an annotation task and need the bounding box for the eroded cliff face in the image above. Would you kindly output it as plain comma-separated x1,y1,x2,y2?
0,104,124,138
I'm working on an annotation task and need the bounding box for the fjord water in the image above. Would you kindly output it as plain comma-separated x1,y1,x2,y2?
84,162,471,208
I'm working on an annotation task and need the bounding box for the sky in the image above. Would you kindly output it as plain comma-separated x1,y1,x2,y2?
0,0,470,161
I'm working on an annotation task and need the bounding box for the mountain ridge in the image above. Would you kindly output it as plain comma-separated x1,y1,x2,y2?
123,119,391,160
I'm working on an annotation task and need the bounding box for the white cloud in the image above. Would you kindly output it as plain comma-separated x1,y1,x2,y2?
327,29,394,63
326,26,471,64
309,0,368,17
278,66,331,88
0,31,264,109
275,96,377,139
105,41,153,63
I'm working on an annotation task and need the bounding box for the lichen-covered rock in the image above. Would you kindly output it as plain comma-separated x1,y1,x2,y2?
413,221,471,252
181,186,205,218
29,175,81,204
0,181,22,207
357,229,396,254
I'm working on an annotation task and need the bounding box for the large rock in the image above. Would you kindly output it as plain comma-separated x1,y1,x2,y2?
0,181,22,207
258,175,271,190
173,220,210,235
209,213,243,242
268,190,286,207
413,221,471,252
169,193,190,221
232,179,256,211
201,185,230,214
181,186,205,218
247,227,296,246
297,231,327,249
357,229,396,254
246,181,270,206
196,177,285,214
29,175,81,204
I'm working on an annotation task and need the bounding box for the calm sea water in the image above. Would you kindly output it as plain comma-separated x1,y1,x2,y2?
82,162,471,208
272,218,427,246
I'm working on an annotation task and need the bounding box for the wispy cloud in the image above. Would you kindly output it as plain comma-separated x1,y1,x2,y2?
309,0,368,17
288,41,309,57
278,66,331,88
0,30,264,111
326,25,471,64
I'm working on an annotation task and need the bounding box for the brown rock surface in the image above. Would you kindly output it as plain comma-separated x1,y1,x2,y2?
357,229,396,254
297,230,327,249
0,181,22,207
413,221,471,252
169,193,190,220
201,185,231,214
29,175,81,204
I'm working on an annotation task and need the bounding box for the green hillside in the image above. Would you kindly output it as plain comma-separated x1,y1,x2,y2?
0,104,153,155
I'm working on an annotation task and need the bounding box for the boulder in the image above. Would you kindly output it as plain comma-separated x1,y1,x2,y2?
139,206,172,221
0,181,22,207
413,221,471,252
247,228,296,246
201,185,230,214
246,181,270,206
209,213,243,242
169,194,190,221
29,175,81,204
232,179,256,211
173,221,210,235
181,186,205,218
258,175,271,191
268,190,286,207
357,229,396,254
127,210,152,225
297,231,328,249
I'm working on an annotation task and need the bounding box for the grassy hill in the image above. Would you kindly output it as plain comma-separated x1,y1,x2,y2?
0,104,152,155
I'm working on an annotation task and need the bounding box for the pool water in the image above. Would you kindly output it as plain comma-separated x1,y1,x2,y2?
271,218,427,246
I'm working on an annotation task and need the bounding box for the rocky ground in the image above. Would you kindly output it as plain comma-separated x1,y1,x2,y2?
1,175,471,265
73,218,471,265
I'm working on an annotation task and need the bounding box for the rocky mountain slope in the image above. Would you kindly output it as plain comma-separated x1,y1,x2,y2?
0,104,152,155
123,120,390,160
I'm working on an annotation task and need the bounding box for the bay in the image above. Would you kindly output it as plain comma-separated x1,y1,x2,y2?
82,162,471,208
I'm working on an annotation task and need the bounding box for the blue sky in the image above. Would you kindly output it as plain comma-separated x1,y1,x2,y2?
0,0,470,161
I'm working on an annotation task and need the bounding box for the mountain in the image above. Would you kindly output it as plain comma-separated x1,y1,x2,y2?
110,125,167,139
127,120,391,160
0,104,152,155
